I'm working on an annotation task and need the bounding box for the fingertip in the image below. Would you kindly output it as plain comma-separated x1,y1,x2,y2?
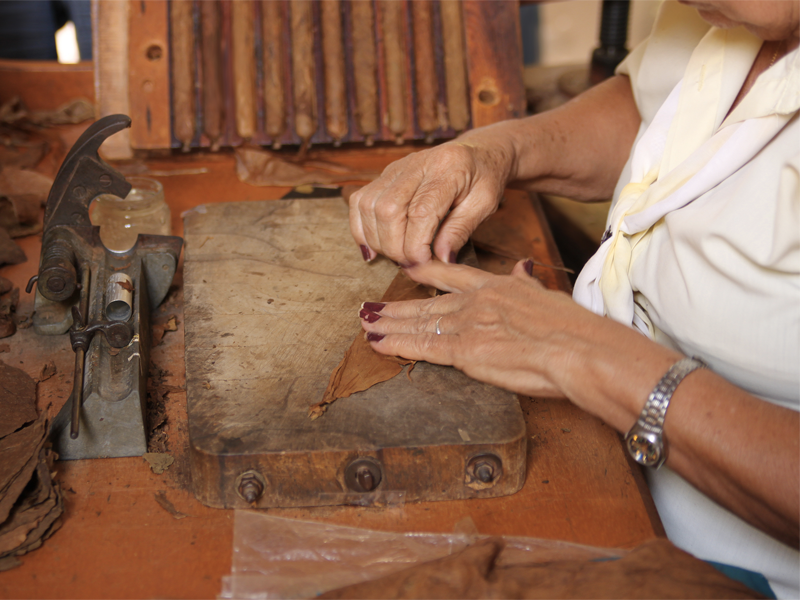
511,258,534,278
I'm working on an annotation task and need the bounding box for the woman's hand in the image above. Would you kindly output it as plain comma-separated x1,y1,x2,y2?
359,260,600,401
349,136,516,267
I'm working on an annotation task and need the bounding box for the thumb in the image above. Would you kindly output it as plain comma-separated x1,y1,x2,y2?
432,194,498,263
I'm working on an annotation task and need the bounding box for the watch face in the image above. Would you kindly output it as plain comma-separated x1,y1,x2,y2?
627,434,661,467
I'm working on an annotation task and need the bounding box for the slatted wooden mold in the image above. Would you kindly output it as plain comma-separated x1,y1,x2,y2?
94,0,525,153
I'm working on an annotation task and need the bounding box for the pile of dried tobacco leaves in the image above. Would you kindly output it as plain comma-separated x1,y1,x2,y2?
0,361,63,572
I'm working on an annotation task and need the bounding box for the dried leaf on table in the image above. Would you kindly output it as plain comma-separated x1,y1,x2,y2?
0,97,94,127
0,166,53,198
0,194,42,238
0,138,48,170
319,537,763,600
0,444,63,561
153,490,186,520
143,453,174,475
235,147,379,187
0,228,25,267
308,270,433,420
36,361,57,384
0,361,38,438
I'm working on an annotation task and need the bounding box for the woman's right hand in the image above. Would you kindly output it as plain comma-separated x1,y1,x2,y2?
349,133,517,266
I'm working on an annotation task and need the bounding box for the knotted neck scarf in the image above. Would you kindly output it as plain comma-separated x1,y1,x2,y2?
573,26,797,337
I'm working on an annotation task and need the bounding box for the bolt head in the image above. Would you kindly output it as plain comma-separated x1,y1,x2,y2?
46,276,66,292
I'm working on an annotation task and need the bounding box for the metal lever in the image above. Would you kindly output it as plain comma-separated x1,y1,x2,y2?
66,268,134,440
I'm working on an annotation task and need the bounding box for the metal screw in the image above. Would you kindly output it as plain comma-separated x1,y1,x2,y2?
356,465,376,491
466,454,502,487
236,471,265,504
99,174,112,187
345,458,382,493
475,462,494,483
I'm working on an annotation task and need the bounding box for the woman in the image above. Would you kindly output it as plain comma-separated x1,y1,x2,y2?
349,1,799,597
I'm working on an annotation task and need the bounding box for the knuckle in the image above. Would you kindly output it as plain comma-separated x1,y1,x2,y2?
374,200,402,222
406,199,438,222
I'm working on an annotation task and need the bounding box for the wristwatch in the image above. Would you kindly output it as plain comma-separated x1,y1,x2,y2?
625,356,707,469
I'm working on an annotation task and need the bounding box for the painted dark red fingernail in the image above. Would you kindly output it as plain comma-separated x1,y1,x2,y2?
524,259,534,276
359,309,381,323
449,251,457,264
362,302,386,313
360,245,371,261
366,332,385,342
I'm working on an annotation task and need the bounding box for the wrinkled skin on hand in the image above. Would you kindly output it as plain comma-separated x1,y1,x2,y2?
348,139,515,267
358,259,605,405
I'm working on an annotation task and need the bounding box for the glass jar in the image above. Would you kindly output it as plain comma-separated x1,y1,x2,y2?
91,177,172,252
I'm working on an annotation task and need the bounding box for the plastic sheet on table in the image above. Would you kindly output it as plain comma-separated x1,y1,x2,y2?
220,511,626,599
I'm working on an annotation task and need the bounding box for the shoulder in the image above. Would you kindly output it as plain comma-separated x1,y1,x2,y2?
616,1,710,124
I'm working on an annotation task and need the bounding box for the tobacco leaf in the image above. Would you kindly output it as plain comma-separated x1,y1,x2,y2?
319,538,763,600
235,147,379,187
154,490,186,520
36,361,57,383
0,415,46,525
309,270,433,420
143,453,174,475
0,228,25,267
0,446,63,560
0,361,38,438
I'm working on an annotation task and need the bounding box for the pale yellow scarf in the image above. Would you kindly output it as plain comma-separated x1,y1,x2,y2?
574,26,797,336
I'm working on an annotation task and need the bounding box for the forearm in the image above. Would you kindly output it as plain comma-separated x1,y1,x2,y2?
457,75,641,201
551,310,800,548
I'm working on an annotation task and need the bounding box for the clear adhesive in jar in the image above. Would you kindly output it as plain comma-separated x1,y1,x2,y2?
91,177,171,252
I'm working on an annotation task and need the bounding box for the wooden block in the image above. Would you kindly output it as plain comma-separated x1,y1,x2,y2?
231,0,257,141
92,0,132,159
349,0,379,143
128,0,171,150
184,198,527,508
411,1,439,138
290,0,318,145
463,0,526,128
440,0,470,132
320,0,348,143
200,0,225,150
170,0,197,150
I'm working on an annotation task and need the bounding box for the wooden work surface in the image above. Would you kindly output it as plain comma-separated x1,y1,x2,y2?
0,147,663,599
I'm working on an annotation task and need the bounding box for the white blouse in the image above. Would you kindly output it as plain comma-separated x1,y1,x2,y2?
574,1,800,597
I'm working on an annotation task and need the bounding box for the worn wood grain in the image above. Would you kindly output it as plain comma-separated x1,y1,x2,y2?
183,198,526,508
290,0,318,145
127,0,171,150
462,0,526,128
262,0,287,145
231,0,257,140
411,0,438,139
170,0,196,151
350,0,379,144
200,0,224,150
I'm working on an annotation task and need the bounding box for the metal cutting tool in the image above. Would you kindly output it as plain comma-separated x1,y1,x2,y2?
27,114,183,460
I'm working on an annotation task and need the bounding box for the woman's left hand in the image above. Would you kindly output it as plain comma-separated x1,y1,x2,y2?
359,260,587,400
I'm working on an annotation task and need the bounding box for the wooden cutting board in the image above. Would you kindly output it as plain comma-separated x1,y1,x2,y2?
183,198,526,508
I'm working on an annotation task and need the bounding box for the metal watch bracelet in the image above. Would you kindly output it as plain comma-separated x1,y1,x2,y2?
625,356,708,469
